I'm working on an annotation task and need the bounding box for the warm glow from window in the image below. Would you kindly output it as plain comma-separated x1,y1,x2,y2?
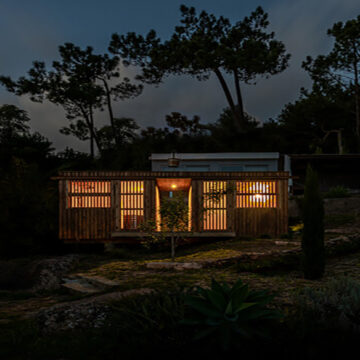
68,181,111,208
236,181,277,208
120,181,144,230
203,181,227,230
188,186,192,231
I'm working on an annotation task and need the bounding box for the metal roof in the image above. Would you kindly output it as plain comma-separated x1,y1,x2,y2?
149,152,280,161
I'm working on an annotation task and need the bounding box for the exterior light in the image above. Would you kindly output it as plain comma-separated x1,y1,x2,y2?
171,184,177,189
168,152,180,167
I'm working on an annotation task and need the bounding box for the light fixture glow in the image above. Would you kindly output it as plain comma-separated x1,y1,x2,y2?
171,184,177,189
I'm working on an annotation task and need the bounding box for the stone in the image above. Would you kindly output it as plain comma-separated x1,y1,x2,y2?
62,275,120,295
35,288,154,334
37,302,110,334
32,255,79,292
146,262,203,270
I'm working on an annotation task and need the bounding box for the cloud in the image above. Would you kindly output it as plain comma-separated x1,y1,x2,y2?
1,0,360,152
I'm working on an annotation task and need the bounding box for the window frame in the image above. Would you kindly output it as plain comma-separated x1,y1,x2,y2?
67,180,111,209
236,180,277,208
120,180,145,230
202,181,227,231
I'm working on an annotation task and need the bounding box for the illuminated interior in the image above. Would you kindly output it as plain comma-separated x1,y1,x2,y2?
68,181,111,208
155,178,192,231
236,181,277,208
203,181,227,230
120,181,144,230
156,178,191,192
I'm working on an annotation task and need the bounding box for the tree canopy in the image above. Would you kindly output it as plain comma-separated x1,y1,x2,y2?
303,15,360,145
109,5,290,132
0,43,143,157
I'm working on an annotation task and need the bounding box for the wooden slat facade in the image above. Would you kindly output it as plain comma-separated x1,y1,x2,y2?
56,171,289,242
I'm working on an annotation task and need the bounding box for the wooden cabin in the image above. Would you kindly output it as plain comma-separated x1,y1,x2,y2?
55,171,290,243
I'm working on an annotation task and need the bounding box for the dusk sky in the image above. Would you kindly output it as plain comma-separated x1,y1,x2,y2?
1,0,360,153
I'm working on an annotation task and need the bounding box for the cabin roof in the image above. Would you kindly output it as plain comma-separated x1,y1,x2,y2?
53,170,290,180
149,152,280,161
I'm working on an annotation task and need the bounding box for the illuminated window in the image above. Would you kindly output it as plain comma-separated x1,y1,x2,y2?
68,181,111,208
203,181,227,230
236,181,277,208
120,181,144,230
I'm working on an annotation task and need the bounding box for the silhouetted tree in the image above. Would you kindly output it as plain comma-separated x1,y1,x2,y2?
276,89,355,153
303,15,360,148
109,5,290,132
97,117,139,150
0,43,143,157
0,104,30,141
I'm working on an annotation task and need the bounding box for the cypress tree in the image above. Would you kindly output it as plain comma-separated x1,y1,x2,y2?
302,165,325,279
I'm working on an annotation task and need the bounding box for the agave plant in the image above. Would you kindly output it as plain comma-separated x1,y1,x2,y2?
182,278,282,349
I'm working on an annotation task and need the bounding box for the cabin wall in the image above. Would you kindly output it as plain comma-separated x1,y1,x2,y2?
58,172,289,241
58,180,114,242
234,178,288,237
59,179,156,242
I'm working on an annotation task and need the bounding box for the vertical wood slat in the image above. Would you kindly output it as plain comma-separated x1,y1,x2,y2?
227,180,235,232
144,180,155,222
191,180,201,232
202,181,227,231
58,172,289,241
58,180,64,239
234,179,288,237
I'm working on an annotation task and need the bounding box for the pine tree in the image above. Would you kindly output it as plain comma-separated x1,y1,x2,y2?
302,165,325,279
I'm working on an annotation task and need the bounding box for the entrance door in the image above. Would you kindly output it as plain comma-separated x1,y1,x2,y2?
155,178,192,231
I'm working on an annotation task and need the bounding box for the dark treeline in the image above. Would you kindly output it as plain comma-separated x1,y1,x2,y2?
0,6,359,257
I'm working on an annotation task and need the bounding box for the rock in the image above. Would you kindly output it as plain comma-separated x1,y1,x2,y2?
35,288,154,334
62,275,120,295
78,275,120,287
325,228,360,234
32,255,79,292
37,301,110,334
146,262,203,270
62,278,102,295
275,240,301,246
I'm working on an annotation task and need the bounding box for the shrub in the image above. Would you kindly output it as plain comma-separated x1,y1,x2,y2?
295,277,360,331
109,288,188,351
324,214,356,227
302,165,325,279
182,278,282,350
0,259,38,290
324,185,350,198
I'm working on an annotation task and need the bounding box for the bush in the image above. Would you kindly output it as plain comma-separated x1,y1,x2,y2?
109,288,188,350
0,158,60,257
295,277,360,331
0,259,38,290
324,185,350,198
301,165,325,279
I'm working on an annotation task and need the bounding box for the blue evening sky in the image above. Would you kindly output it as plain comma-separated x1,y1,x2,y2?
1,0,359,152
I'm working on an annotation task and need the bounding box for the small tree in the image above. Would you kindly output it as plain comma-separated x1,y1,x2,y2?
160,192,189,261
302,165,325,279
140,191,188,261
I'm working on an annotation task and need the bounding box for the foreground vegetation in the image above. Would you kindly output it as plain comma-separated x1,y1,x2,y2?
2,252,360,359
